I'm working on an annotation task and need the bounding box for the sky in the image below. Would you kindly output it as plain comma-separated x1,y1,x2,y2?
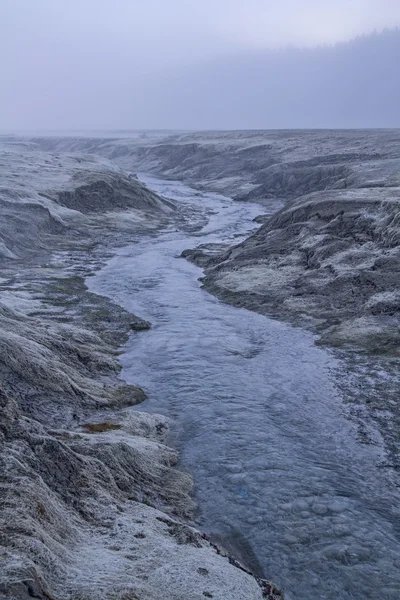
1,0,400,130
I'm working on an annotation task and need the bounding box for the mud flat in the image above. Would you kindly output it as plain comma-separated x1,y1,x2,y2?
0,141,279,600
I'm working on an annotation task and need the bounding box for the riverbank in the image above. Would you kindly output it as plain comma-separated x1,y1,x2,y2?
0,142,280,599
28,130,400,353
28,131,400,478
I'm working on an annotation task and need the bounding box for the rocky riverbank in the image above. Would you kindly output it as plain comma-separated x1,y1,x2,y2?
24,130,400,479
27,129,400,353
197,185,400,353
0,140,280,600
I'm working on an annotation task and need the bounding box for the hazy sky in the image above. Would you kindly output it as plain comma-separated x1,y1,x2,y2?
1,0,400,129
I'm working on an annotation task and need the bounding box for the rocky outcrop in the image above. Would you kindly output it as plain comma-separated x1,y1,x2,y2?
0,142,174,262
200,186,400,353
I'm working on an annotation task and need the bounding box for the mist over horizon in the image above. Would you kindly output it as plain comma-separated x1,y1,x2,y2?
152,28,400,130
1,0,400,131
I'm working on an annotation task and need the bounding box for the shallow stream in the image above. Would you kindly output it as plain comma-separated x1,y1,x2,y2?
88,176,400,600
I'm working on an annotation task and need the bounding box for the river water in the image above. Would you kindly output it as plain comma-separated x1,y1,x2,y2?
88,176,400,600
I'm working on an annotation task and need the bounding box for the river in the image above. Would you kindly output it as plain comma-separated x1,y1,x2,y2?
87,175,400,600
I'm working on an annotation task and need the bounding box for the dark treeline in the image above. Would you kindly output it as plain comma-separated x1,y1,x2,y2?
153,29,400,129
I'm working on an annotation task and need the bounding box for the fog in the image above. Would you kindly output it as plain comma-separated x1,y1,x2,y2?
1,0,400,130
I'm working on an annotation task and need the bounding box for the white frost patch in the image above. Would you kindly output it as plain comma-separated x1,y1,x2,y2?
65,503,265,600
0,290,45,314
217,264,299,293
0,242,16,259
365,291,400,310
321,245,377,274
96,209,162,231
322,316,400,347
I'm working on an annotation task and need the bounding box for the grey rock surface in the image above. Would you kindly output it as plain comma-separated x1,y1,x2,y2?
0,140,173,262
202,185,400,353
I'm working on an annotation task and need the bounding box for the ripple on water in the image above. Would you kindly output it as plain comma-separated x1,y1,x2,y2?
88,176,400,600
